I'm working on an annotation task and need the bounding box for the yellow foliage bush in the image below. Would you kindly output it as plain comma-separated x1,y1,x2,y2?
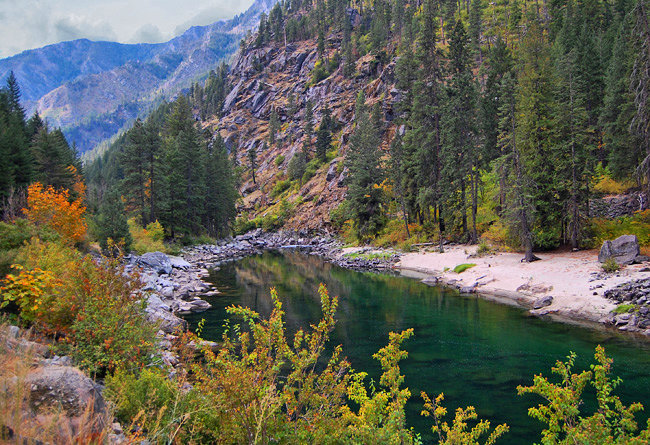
128,218,168,254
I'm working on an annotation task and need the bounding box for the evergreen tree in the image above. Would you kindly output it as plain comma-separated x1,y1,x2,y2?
516,19,559,251
303,100,314,158
96,187,132,254
315,106,332,163
441,20,480,243
248,145,258,185
269,109,280,146
345,92,385,241
119,118,148,223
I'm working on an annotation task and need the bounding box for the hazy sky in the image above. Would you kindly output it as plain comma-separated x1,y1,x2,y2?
0,0,255,58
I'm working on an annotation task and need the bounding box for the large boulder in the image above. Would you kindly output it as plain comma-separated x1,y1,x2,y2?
168,256,191,270
598,235,641,265
138,252,172,275
25,365,107,433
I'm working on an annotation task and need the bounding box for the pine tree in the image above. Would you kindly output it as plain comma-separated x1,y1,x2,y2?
441,20,480,244
303,100,314,158
497,72,538,262
631,0,650,193
120,118,148,223
96,187,132,254
315,106,332,163
269,109,280,146
248,146,258,185
516,19,558,252
345,92,385,241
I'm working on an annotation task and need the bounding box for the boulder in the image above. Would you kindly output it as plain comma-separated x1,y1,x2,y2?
138,252,172,275
168,256,191,270
598,235,640,265
26,365,107,431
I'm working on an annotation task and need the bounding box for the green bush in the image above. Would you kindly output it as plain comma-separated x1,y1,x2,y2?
533,227,561,251
128,219,169,254
271,179,292,199
105,367,190,441
288,152,307,181
587,210,650,250
275,155,285,166
602,258,621,273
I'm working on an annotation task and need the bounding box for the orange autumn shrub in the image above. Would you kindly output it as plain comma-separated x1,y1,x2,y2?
24,178,87,244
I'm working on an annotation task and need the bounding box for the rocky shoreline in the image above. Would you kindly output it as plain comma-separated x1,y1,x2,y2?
133,229,401,336
132,230,650,341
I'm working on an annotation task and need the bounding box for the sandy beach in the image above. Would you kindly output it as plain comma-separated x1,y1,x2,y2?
395,245,650,327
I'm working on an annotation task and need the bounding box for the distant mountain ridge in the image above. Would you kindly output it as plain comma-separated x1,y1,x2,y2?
0,0,277,154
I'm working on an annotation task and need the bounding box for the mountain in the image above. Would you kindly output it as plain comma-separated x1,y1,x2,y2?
0,0,277,154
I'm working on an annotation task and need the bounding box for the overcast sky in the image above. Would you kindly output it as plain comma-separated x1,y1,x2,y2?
0,0,255,59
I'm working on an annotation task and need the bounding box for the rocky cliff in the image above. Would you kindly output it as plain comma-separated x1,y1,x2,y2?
208,20,401,231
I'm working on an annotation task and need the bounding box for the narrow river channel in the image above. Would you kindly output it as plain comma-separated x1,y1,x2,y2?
184,250,650,444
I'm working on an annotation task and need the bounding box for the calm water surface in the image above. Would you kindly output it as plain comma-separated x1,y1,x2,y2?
184,250,650,444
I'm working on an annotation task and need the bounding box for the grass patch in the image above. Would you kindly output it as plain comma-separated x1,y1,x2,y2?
613,304,636,314
453,263,476,274
343,251,393,261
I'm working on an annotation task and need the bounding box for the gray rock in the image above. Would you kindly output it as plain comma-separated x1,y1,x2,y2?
533,296,554,310
7,325,19,339
326,160,338,182
43,355,73,367
138,252,172,275
168,256,191,270
26,365,107,424
598,235,640,265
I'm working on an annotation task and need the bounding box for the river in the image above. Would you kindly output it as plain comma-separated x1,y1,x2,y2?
184,250,650,444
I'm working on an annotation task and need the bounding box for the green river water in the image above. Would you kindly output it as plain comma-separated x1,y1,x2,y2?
184,250,650,444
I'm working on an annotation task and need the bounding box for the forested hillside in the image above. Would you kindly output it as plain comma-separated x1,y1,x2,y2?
87,0,650,257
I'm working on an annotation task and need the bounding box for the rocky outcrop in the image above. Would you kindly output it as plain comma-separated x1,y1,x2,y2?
603,279,650,334
598,235,647,265
590,192,648,219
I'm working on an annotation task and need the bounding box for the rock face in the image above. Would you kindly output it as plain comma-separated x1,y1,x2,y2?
598,235,642,265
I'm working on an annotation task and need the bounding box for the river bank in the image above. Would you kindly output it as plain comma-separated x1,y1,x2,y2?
397,245,650,336
134,230,650,339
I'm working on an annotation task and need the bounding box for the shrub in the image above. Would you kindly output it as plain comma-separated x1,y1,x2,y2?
2,239,157,376
602,258,621,273
275,155,285,166
517,346,650,443
271,179,292,199
587,211,650,250
129,219,168,254
105,367,191,442
24,182,87,244
453,263,476,274
476,241,492,256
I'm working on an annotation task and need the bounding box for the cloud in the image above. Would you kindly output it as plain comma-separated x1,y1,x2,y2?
0,0,255,58
129,23,165,43
53,15,118,43
173,2,254,36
